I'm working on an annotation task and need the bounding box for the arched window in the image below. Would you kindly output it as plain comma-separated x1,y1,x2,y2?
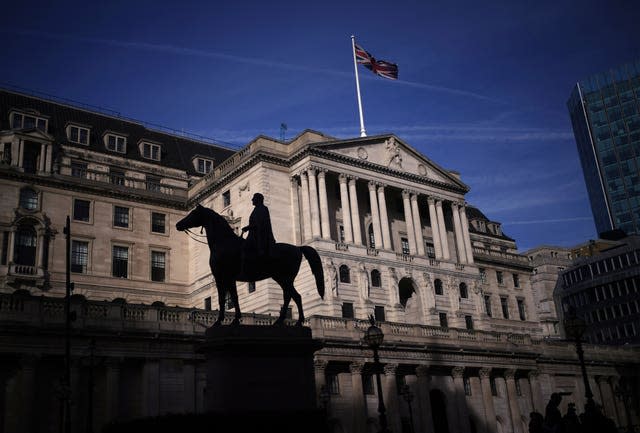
371,269,381,287
19,188,38,210
434,278,443,295
339,265,350,283
459,282,468,299
14,224,37,266
368,224,376,248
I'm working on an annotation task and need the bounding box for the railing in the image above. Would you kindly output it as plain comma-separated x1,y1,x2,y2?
366,248,379,256
396,253,413,262
429,259,440,267
472,247,529,265
335,242,349,251
455,263,465,270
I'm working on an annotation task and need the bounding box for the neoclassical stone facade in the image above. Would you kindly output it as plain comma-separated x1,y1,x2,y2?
1,89,639,433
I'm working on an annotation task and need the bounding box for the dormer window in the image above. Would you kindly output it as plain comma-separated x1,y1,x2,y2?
141,142,161,161
195,157,213,174
67,124,90,145
10,110,48,132
105,133,126,153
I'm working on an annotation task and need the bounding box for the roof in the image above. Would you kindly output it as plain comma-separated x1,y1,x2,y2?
0,89,236,176
466,205,515,241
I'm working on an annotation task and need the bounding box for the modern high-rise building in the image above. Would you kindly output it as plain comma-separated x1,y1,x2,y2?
567,60,640,236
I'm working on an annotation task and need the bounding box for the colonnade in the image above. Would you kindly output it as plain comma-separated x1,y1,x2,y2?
294,166,474,263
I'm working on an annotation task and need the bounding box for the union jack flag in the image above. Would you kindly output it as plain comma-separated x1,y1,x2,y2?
354,43,398,80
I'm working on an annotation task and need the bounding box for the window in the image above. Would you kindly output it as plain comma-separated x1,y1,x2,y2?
339,265,350,283
512,273,520,288
363,374,375,395
327,374,340,395
106,134,126,153
1,232,8,265
434,278,443,295
71,162,87,178
112,246,129,278
368,224,376,248
465,315,474,330
496,271,504,285
459,282,468,299
248,282,256,293
22,142,40,173
73,199,90,222
196,158,213,174
142,142,161,161
500,297,509,319
71,240,88,273
341,302,354,319
10,111,47,131
151,251,166,282
515,379,522,396
68,125,89,145
19,188,38,210
374,306,385,322
110,168,125,186
114,206,130,228
339,225,345,242
401,237,410,255
151,212,166,233
146,176,161,192
371,269,381,287
490,377,498,396
463,377,472,396
484,295,492,317
479,268,487,283
222,190,231,207
14,225,36,266
425,242,435,258
204,297,212,311
517,299,526,321
439,312,448,328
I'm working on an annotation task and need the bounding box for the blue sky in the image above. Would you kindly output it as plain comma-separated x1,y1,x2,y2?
2,0,640,251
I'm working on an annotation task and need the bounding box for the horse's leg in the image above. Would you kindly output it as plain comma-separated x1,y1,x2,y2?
273,282,292,326
213,285,226,327
291,286,304,326
229,282,241,325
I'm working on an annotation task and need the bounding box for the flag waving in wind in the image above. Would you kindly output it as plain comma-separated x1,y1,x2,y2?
354,43,398,80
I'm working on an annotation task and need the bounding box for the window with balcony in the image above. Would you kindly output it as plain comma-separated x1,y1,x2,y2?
112,246,129,278
71,240,88,273
10,111,47,131
14,224,36,266
110,168,125,186
517,299,526,321
22,142,40,174
425,242,435,258
500,296,510,319
142,142,161,161
73,199,91,222
196,158,213,174
401,237,410,255
459,282,468,299
146,175,161,192
68,125,89,145
371,269,381,287
151,212,166,233
71,162,87,178
105,134,126,153
434,278,443,295
114,206,130,228
339,225,345,242
2,142,12,164
151,251,166,282
339,265,350,283
439,312,448,328
484,295,492,317
341,302,354,319
19,188,38,211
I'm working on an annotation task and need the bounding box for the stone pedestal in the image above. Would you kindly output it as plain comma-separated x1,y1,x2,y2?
200,325,323,413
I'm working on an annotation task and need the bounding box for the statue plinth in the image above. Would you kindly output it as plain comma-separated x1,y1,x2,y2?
200,324,323,413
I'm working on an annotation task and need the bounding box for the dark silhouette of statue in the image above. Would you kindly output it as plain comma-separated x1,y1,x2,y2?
544,393,563,433
241,193,276,276
528,411,544,433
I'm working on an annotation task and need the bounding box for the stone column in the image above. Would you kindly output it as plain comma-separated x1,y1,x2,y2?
350,362,366,433
18,140,24,169
452,367,471,432
459,204,474,263
142,359,160,417
318,170,331,240
504,369,523,433
377,185,392,250
597,376,618,423
338,174,353,243
104,358,121,423
410,193,426,256
300,171,312,241
314,359,328,408
308,168,322,238
39,144,46,172
6,230,15,264
528,370,544,414
290,177,302,244
479,368,497,433
451,202,467,264
609,376,626,428
368,182,383,250
435,200,450,260
383,364,402,433
415,365,434,433
402,190,417,254
349,178,362,245
427,197,443,259
183,361,196,413
45,143,52,173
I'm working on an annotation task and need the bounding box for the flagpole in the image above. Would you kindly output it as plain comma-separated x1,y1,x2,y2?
351,35,367,137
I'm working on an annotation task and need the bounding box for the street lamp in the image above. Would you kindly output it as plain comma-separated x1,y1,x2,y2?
613,381,633,433
401,384,415,433
563,306,596,412
364,315,391,433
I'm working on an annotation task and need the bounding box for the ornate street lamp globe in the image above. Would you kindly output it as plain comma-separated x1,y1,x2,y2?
563,306,587,340
364,316,384,349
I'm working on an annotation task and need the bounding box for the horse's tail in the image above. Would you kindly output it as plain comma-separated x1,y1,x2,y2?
301,246,325,299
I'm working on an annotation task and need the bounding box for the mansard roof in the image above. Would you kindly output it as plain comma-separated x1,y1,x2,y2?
0,89,235,176
466,205,515,241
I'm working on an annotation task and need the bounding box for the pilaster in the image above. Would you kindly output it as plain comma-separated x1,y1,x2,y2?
427,197,443,259
410,193,425,256
349,178,362,245
317,170,331,240
402,190,417,254
339,174,353,243
504,369,523,433
350,362,366,433
479,367,497,433
377,185,392,249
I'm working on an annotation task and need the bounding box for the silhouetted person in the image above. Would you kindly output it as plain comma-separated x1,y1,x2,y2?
562,403,581,433
241,193,276,277
544,393,563,433
529,411,544,433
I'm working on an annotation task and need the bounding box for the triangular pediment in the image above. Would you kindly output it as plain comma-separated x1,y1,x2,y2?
315,135,467,189
12,128,54,142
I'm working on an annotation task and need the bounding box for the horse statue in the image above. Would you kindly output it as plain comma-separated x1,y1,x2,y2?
176,204,325,326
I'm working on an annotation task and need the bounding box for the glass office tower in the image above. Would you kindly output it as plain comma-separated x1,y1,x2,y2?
568,60,640,236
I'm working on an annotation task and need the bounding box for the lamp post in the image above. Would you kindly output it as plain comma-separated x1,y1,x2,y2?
401,384,415,433
364,315,391,433
563,306,595,412
613,381,633,433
